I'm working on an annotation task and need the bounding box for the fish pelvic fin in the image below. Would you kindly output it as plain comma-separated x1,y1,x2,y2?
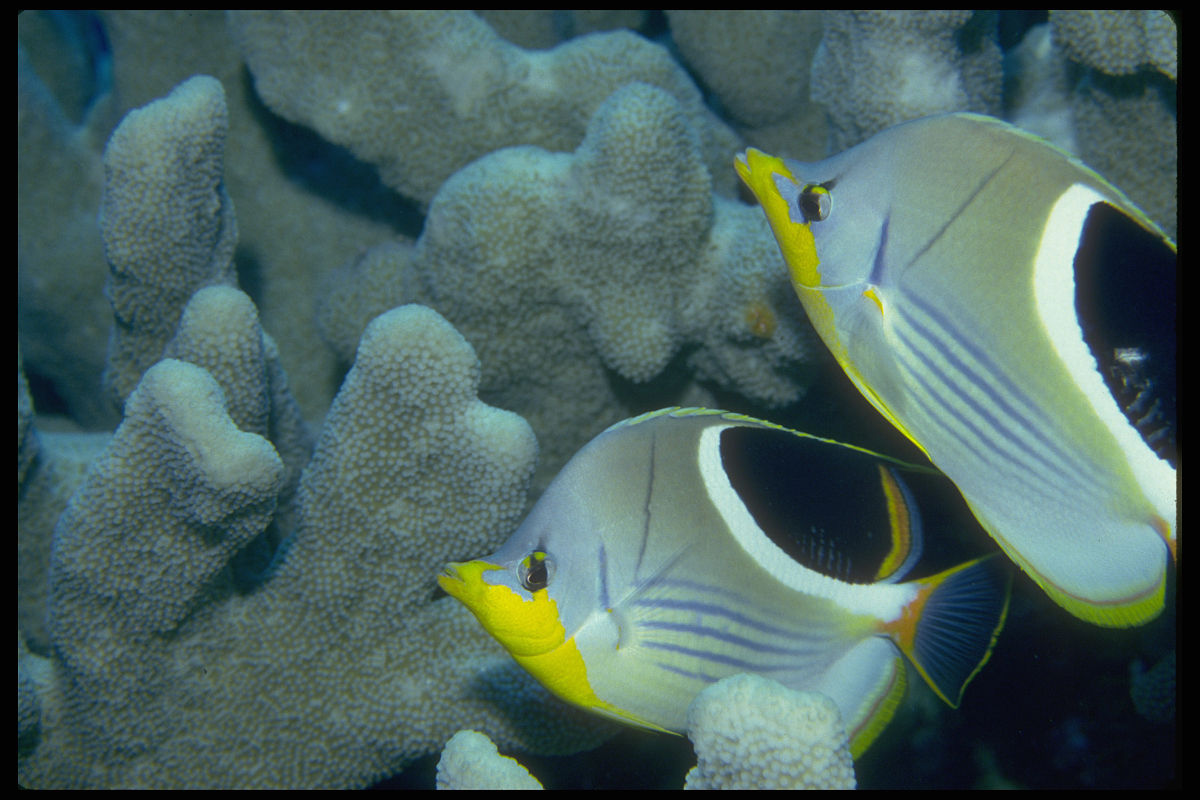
885,554,1011,708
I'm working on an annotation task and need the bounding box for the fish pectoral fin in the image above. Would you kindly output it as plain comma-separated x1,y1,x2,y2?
886,554,1011,707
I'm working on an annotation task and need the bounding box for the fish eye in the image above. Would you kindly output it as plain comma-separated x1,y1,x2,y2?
518,551,554,592
798,184,832,223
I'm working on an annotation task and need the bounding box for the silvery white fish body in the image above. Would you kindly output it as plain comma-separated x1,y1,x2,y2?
736,113,1176,627
441,408,1009,757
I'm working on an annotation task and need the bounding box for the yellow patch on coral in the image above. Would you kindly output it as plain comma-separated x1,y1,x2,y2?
744,300,777,339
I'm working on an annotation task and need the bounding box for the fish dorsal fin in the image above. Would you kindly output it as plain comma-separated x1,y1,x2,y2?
601,406,722,434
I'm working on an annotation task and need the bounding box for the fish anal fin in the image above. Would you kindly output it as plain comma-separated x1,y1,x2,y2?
814,638,907,759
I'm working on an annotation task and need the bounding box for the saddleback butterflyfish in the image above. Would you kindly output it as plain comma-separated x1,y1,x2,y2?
735,113,1177,628
440,408,1010,757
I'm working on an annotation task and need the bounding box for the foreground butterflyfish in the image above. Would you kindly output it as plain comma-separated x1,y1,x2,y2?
735,113,1177,628
440,408,1009,757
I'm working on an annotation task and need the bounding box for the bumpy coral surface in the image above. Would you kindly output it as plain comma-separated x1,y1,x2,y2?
811,11,1003,150
684,675,856,790
101,75,237,406
436,730,544,790
227,10,741,206
319,82,816,490
20,305,610,788
19,10,1176,790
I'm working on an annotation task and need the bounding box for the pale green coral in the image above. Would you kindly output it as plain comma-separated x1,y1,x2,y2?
163,286,312,540
53,360,285,638
19,349,112,652
436,730,544,790
1051,10,1177,80
684,674,856,790
811,11,1002,150
17,409,113,653
1046,10,1178,239
477,10,648,51
20,69,615,785
18,306,612,788
435,675,857,791
667,11,828,159
100,75,237,407
318,82,817,490
19,11,405,423
228,10,741,207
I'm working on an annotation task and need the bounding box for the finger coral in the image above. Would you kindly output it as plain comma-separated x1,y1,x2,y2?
1051,10,1177,79
1049,10,1177,238
227,10,741,207
811,11,1003,151
19,306,610,788
319,82,817,489
100,75,238,408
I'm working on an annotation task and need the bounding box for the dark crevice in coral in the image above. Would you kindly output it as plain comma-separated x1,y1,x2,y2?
21,362,73,419
995,9,1048,52
603,344,701,417
238,66,426,240
232,245,265,313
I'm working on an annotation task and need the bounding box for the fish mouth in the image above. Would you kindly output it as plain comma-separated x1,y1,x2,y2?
734,149,756,183
438,559,506,606
735,147,787,180
734,148,803,217
437,562,467,595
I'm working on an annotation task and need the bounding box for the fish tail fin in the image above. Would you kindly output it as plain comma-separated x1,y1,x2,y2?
886,554,1011,707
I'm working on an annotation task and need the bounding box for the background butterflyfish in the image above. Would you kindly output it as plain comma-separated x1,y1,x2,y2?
735,113,1176,628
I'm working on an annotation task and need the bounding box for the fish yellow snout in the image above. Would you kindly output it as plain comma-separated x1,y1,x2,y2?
437,561,468,597
438,558,567,659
